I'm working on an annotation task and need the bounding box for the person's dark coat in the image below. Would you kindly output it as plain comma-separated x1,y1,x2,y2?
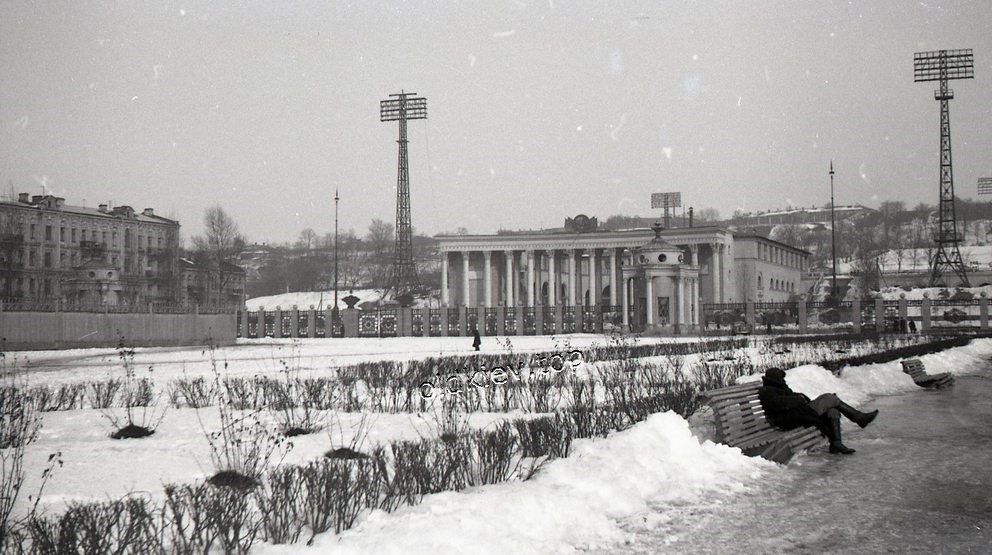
472,329,481,350
757,368,827,436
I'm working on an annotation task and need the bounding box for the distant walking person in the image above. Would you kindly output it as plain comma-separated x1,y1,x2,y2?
908,319,917,334
758,367,879,455
472,328,481,351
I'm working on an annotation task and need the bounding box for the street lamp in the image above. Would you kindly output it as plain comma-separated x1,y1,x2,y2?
829,160,837,303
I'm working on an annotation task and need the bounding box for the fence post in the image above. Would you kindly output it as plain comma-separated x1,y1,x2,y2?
851,298,861,334
798,295,807,333
400,307,413,336
534,306,544,336
458,306,468,336
290,306,299,338
440,307,450,336
875,297,886,333
241,307,250,338
554,304,563,335
920,293,931,332
307,306,316,338
515,304,524,336
745,299,755,330
495,306,505,335
981,293,989,330
343,308,358,338
593,305,603,333
274,306,282,338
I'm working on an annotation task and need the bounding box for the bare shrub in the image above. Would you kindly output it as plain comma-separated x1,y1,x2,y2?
87,379,122,409
101,341,167,439
1,352,62,547
197,351,292,485
170,376,217,409
24,496,163,554
164,483,261,554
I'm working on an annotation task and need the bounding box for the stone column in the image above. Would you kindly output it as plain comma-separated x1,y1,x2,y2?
646,277,655,327
307,306,316,338
609,249,618,306
441,252,449,306
852,298,861,334
569,249,579,306
689,245,698,266
589,248,599,308
504,251,514,307
920,294,931,331
621,277,630,328
875,297,885,333
526,250,535,307
483,250,492,307
677,277,686,333
711,244,722,303
549,250,558,306
981,293,989,330
461,252,471,307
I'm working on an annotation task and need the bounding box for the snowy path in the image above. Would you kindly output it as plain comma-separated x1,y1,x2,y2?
596,374,992,554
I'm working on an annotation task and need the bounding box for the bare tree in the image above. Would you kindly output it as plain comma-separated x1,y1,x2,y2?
297,228,318,253
191,206,247,306
366,219,394,256
696,207,721,222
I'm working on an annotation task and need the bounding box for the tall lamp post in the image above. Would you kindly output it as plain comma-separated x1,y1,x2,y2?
334,189,340,322
829,161,837,303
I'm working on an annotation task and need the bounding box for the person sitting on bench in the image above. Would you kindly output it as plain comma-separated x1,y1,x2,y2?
758,367,879,455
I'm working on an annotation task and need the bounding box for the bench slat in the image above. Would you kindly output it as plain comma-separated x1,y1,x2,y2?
699,379,825,462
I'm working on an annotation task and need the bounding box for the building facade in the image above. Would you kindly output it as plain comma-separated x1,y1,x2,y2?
0,194,180,304
435,217,809,334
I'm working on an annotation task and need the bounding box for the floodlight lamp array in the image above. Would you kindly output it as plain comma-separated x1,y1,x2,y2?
913,49,974,82
380,96,427,122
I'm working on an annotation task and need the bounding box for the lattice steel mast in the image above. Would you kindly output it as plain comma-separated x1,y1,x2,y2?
380,91,427,296
914,49,974,286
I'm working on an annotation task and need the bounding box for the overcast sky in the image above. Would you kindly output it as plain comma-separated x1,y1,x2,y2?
2,1,991,244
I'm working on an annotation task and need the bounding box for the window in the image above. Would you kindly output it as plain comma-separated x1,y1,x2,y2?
45,225,52,241
102,231,108,244
60,226,65,242
112,232,117,247
71,228,76,243
30,224,36,240
43,251,52,268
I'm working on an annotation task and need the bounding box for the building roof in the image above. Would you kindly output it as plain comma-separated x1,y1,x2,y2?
732,232,811,256
0,194,179,226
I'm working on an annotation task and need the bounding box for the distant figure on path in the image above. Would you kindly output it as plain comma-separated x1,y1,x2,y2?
758,367,879,455
908,319,917,333
472,328,481,351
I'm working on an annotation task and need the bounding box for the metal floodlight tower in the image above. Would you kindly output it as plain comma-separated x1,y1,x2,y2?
380,91,427,296
914,49,974,287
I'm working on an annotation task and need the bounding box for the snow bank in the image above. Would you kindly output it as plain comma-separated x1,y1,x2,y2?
262,413,771,555
738,338,992,408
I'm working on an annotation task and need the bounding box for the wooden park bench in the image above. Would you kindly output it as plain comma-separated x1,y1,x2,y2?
697,381,825,464
900,358,955,389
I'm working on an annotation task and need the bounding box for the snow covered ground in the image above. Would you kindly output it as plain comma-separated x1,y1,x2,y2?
10,335,992,553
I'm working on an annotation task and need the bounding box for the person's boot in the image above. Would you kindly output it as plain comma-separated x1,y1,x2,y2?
837,401,878,429
827,414,856,455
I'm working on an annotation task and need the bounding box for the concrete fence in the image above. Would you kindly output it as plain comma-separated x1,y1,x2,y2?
238,293,991,340
0,302,237,350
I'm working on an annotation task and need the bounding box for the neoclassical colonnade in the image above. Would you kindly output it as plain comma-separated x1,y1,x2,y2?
437,228,734,309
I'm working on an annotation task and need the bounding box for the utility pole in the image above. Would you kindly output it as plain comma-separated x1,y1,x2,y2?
334,189,339,322
829,160,837,302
